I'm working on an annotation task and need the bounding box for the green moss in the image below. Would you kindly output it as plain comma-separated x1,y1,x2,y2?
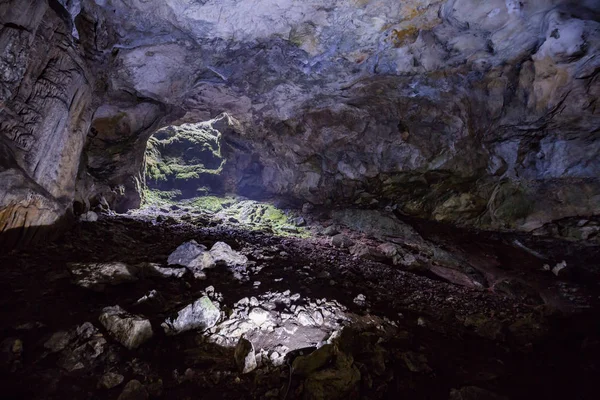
189,196,236,213
142,188,183,206
143,123,225,192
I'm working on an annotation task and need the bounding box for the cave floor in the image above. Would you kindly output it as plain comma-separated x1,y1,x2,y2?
0,208,599,400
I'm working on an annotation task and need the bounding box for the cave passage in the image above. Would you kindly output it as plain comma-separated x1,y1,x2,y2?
1,1,600,400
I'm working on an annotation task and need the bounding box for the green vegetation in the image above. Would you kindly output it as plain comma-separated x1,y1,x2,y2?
142,188,183,206
189,196,236,213
143,123,225,193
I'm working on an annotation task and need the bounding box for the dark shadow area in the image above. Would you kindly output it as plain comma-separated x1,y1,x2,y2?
0,212,74,252
0,213,599,399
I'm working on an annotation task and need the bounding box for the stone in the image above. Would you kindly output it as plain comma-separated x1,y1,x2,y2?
139,263,186,279
401,351,432,373
98,372,125,390
234,337,257,374
292,344,335,376
302,351,361,400
79,211,98,222
117,380,148,400
44,331,71,353
353,294,367,307
67,262,138,291
167,240,207,268
209,241,248,268
552,260,568,277
331,234,354,249
297,311,316,327
134,290,166,311
322,225,339,237
99,306,153,349
292,216,306,226
332,210,420,240
57,326,107,373
0,338,23,371
162,296,220,335
248,308,272,327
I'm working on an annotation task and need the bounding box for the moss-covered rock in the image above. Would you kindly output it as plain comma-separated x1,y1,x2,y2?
144,122,225,197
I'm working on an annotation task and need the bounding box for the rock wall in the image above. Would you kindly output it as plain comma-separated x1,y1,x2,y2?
1,0,599,245
0,0,93,246
83,0,599,237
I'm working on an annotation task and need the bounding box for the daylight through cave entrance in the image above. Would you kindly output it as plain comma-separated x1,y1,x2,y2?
140,116,308,237
144,119,227,201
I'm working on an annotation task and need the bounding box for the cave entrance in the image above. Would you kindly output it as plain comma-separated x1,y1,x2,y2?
140,116,306,235
144,119,227,203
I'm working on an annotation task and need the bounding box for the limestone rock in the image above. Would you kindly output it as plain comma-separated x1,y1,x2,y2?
331,234,354,249
79,211,98,222
209,241,248,268
162,296,220,335
167,240,207,268
234,337,257,374
248,308,272,327
67,262,138,292
99,306,153,350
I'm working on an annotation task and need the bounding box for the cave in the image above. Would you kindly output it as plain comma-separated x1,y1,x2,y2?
1,0,599,399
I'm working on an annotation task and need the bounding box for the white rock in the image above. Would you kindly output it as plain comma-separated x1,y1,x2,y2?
79,211,98,222
353,294,367,306
210,242,248,267
552,260,568,276
297,311,316,327
248,308,271,327
162,296,220,335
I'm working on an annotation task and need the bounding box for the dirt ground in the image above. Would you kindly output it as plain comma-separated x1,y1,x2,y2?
0,207,599,400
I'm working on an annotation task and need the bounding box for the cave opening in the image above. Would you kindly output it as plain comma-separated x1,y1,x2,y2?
137,114,309,237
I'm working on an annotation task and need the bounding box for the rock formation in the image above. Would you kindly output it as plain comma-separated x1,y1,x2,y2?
1,0,600,246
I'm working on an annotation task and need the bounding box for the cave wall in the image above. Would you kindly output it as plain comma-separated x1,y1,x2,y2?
0,0,93,246
82,0,599,235
1,0,599,246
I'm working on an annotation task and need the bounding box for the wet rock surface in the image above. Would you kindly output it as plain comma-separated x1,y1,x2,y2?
0,207,599,399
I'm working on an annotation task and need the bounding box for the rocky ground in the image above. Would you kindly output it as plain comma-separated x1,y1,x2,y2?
1,199,599,400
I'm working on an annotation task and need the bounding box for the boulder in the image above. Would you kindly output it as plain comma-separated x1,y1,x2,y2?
79,211,98,222
331,234,354,249
99,306,153,349
301,349,361,400
209,241,248,268
162,296,220,335
234,337,257,374
167,240,207,268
